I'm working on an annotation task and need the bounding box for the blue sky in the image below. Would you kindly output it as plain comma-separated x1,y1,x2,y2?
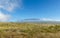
0,0,60,22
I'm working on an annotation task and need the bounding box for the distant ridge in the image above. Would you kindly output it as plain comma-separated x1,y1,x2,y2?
19,18,60,24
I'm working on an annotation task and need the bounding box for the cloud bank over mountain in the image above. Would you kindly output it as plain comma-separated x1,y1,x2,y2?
22,18,60,22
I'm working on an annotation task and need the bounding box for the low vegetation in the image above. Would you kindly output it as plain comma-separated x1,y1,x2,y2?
0,22,60,38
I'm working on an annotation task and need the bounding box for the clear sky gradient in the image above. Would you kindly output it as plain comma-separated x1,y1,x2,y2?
0,0,60,22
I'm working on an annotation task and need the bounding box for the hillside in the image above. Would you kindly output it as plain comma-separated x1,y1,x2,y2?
0,22,59,38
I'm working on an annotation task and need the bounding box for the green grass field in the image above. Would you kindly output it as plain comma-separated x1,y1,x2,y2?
0,22,60,38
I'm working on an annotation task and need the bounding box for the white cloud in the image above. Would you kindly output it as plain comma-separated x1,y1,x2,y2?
40,18,60,21
0,0,22,21
40,18,53,21
0,0,22,12
0,11,11,21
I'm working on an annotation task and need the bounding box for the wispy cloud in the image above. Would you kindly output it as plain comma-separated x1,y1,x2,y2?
0,0,22,12
0,0,22,21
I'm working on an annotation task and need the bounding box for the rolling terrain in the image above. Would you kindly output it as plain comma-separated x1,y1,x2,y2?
0,22,59,38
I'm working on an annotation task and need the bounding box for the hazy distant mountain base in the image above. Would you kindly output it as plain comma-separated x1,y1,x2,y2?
19,18,60,24
20,21,60,24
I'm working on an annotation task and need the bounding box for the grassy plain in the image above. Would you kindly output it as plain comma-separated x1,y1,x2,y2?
0,22,60,38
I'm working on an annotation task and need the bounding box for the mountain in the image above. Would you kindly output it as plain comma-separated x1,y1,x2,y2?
19,18,60,24
20,18,40,22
